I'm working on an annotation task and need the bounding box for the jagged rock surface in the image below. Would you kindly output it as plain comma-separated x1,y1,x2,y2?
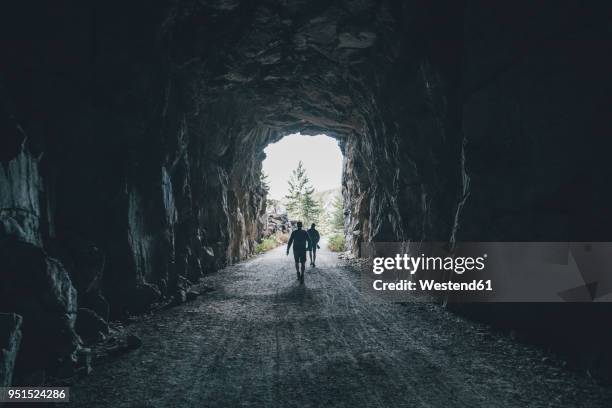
0,240,80,376
0,313,22,387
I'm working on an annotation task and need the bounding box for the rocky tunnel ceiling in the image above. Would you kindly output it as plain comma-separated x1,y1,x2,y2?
1,0,611,381
174,0,386,135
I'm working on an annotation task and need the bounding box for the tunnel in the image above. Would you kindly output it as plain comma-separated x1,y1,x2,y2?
1,1,612,406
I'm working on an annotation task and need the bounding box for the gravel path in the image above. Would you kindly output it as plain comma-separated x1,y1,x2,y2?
70,243,612,407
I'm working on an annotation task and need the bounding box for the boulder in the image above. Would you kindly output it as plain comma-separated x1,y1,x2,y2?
75,308,109,344
186,290,200,302
123,283,161,313
0,214,27,243
0,240,79,374
60,234,105,296
0,313,22,387
81,291,110,323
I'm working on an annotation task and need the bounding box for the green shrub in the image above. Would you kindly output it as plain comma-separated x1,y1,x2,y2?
255,237,279,254
254,233,290,254
327,233,346,252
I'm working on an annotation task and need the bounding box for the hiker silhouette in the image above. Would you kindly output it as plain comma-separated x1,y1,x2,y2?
286,221,312,284
307,223,320,267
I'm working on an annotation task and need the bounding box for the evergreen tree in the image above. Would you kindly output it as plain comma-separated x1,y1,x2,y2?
302,186,321,225
285,161,321,225
285,161,307,219
331,194,345,231
266,198,280,213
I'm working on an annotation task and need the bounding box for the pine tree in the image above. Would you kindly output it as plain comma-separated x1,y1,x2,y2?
331,194,344,231
285,161,321,225
285,161,307,219
302,186,321,225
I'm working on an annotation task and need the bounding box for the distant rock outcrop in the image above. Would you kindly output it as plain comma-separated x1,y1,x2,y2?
264,200,291,236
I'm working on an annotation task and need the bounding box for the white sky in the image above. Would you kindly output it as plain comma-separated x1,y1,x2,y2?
262,133,343,200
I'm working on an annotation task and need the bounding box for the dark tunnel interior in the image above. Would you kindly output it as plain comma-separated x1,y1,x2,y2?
1,0,612,405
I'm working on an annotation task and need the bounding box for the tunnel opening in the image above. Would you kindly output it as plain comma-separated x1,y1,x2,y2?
261,133,344,239
262,133,343,204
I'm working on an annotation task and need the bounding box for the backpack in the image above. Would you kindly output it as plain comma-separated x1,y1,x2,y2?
309,229,320,244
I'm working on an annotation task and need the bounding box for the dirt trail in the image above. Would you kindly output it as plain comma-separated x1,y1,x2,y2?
70,243,612,407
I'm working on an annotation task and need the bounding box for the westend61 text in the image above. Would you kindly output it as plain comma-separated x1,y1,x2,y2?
372,279,493,292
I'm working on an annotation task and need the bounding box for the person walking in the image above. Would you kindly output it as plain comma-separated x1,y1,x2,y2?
286,221,312,284
307,223,320,267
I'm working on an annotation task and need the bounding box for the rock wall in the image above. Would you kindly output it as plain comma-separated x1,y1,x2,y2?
454,1,612,242
1,0,611,378
450,1,612,372
0,313,22,387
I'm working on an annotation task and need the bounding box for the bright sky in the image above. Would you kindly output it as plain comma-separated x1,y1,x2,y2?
262,133,343,200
